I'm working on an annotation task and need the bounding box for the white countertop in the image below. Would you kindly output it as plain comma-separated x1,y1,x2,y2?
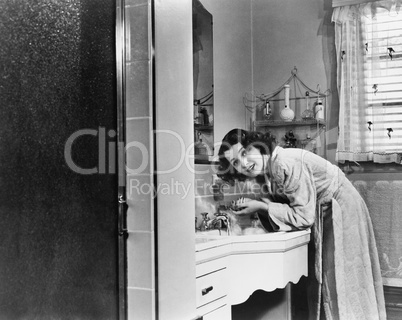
195,229,311,264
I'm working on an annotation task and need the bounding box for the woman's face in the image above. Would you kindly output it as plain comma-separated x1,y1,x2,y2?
224,142,267,177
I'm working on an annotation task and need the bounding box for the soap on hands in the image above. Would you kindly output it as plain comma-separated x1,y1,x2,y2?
226,197,268,235
230,197,251,212
231,197,268,215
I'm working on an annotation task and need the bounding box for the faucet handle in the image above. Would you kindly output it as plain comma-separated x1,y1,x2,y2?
200,212,209,220
200,213,210,231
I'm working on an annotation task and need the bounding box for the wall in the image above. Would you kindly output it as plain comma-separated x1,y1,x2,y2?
251,0,339,162
124,0,156,319
0,0,119,319
252,0,332,96
201,0,254,156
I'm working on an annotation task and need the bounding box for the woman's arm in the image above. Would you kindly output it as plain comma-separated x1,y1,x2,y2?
265,162,316,231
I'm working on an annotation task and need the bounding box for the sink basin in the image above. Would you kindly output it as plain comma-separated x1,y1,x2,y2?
196,212,270,240
196,229,229,237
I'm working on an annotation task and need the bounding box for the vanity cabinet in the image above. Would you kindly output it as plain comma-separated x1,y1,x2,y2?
195,230,311,320
195,257,231,319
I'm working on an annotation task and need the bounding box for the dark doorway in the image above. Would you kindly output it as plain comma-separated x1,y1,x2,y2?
0,0,119,319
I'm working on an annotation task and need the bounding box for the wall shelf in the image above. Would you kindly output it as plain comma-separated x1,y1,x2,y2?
254,119,325,129
195,124,214,131
246,67,329,156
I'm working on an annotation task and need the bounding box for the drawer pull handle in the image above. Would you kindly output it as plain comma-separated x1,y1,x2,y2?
202,286,213,295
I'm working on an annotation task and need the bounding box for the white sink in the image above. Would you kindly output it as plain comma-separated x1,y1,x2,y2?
196,229,229,237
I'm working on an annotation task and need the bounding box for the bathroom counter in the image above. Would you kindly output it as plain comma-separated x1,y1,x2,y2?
194,230,310,319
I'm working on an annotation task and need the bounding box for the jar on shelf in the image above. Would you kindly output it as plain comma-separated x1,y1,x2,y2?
280,84,295,122
302,91,315,120
264,101,272,119
315,99,324,120
280,105,295,122
200,107,209,125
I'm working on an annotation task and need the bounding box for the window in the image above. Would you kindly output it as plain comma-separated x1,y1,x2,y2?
333,1,402,164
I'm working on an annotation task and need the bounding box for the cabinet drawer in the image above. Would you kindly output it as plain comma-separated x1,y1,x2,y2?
196,268,227,308
202,304,231,320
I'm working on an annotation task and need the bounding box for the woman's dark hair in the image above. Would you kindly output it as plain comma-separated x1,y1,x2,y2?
217,128,277,184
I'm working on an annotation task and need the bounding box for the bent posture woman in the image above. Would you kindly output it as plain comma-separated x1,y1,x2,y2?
218,129,386,320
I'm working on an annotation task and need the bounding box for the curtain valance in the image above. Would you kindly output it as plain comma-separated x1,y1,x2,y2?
333,0,401,20
332,0,399,7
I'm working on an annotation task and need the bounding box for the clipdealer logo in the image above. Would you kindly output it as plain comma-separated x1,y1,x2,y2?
63,127,225,196
64,127,219,176
64,127,121,175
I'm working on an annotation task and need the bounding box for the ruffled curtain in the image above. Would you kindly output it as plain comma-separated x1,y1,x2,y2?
332,0,402,164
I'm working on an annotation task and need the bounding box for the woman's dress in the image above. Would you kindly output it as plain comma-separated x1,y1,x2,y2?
257,147,386,320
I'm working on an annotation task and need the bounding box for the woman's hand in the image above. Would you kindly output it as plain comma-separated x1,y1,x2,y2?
235,199,269,215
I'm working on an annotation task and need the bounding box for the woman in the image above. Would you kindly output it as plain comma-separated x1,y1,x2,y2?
218,128,386,320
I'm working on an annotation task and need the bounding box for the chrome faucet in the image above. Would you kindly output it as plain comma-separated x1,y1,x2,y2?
200,212,210,232
207,211,231,235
